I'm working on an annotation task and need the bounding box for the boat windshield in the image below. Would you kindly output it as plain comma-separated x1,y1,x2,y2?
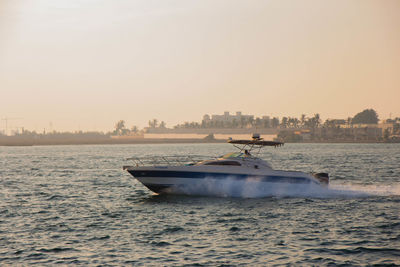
221,152,249,159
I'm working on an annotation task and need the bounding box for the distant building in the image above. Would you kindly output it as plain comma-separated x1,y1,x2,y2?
379,120,399,136
203,111,254,123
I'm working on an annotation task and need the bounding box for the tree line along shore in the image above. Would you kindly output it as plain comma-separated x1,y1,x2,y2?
1,109,399,146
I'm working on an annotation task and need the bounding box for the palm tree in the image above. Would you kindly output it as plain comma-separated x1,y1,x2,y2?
314,113,321,128
131,125,139,133
293,118,300,128
114,120,126,135
300,114,306,128
148,119,158,128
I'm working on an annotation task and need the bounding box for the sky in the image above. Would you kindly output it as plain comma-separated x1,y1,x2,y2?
1,0,399,133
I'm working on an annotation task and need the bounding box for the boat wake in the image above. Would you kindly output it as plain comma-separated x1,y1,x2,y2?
328,183,400,197
164,176,400,198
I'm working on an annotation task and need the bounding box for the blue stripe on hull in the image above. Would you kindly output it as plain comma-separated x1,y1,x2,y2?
128,170,318,185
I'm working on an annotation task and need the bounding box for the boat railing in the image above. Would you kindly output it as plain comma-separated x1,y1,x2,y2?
126,155,215,167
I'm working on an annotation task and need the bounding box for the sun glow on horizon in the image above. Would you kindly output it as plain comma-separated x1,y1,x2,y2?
1,0,399,132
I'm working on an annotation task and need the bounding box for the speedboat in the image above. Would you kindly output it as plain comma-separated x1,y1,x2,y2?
123,134,329,195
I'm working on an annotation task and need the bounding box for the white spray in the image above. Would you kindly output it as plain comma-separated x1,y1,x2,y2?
166,176,400,198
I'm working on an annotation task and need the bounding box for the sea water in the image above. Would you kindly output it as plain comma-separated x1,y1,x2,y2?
0,143,399,265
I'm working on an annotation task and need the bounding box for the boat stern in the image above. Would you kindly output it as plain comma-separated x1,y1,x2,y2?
313,172,329,186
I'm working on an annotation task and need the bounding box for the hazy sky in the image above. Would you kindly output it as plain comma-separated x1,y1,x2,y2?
1,0,399,132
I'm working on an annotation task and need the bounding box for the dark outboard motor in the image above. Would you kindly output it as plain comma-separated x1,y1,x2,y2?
313,172,329,185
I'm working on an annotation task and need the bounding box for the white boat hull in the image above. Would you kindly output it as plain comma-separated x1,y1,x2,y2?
124,165,324,195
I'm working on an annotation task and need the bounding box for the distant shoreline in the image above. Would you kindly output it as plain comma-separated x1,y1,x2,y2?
0,138,226,146
0,138,398,146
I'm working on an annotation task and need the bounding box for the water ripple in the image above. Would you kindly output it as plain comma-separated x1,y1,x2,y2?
0,144,399,265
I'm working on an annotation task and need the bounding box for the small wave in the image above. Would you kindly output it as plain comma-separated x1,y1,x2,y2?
163,226,184,233
88,235,110,241
26,253,47,259
229,226,240,232
149,241,171,247
376,222,400,229
47,195,64,201
306,247,400,257
38,247,77,253
155,226,185,236
216,218,248,223
101,211,122,218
